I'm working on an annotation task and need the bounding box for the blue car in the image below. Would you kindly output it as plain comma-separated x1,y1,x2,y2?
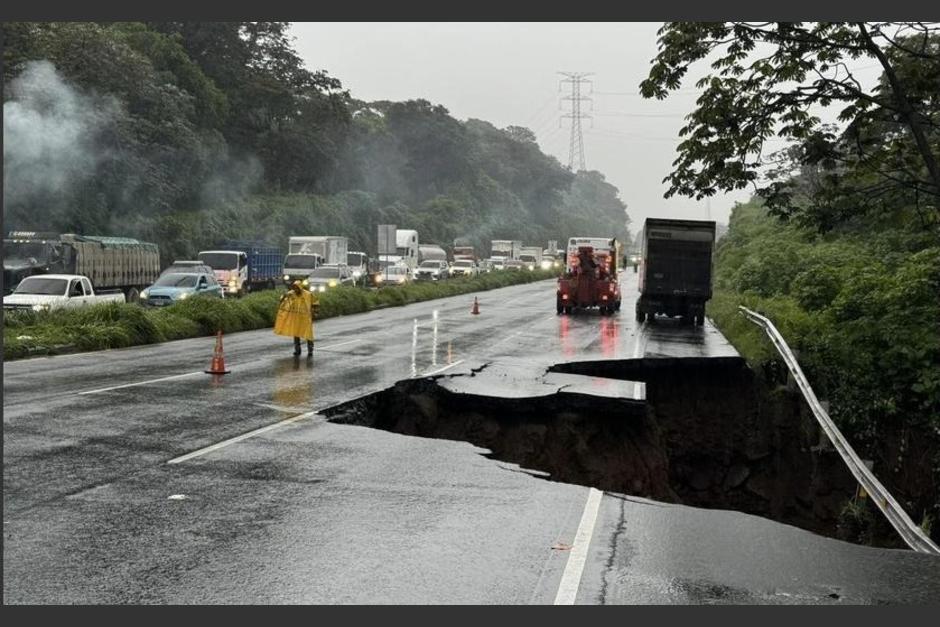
140,272,224,306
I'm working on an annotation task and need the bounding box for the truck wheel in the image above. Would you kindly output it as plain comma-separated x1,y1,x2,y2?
615,300,621,311
565,306,573,315
557,298,564,315
126,287,140,304
696,313,705,326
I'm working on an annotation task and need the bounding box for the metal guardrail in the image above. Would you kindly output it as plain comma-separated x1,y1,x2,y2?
739,306,940,555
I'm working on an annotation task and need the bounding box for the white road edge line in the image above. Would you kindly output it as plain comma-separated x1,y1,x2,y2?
77,339,362,395
554,487,604,605
167,411,317,464
419,359,465,377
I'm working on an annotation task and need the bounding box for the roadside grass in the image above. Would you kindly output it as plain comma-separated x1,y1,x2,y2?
3,269,557,360
706,289,817,370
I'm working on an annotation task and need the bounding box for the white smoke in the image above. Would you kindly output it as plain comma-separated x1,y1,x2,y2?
3,60,118,211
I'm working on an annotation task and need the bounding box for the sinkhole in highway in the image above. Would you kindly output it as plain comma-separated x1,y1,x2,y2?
324,357,863,543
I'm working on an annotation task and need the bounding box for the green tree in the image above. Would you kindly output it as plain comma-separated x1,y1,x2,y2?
641,22,940,234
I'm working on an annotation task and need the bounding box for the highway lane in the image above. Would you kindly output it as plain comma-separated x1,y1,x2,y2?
4,277,940,603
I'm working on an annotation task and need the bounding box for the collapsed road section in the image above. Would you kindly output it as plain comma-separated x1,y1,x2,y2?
325,355,869,544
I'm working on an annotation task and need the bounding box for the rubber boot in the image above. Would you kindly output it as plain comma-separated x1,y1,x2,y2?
293,337,302,356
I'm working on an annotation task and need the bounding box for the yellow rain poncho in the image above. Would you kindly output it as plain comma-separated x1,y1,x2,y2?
274,284,319,341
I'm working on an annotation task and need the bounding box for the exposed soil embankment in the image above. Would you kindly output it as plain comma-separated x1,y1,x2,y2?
325,357,872,543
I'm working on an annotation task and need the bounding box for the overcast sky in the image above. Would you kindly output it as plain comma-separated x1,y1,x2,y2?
290,23,879,230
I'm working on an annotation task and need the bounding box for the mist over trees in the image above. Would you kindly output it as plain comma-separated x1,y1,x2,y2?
2,22,631,262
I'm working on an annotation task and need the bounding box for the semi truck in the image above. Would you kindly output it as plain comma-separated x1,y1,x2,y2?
3,232,160,302
379,229,419,272
283,236,348,285
556,240,622,315
490,240,522,261
197,241,283,297
635,218,716,326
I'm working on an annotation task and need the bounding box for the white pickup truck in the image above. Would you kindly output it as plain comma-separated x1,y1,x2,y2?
2,274,126,312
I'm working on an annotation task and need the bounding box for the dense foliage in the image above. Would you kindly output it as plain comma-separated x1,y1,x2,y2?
707,199,940,534
641,23,940,535
2,22,630,263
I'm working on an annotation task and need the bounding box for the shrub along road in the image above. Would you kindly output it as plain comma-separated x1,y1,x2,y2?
3,269,557,360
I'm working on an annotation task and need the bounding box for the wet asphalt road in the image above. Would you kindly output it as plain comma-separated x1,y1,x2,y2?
4,277,940,603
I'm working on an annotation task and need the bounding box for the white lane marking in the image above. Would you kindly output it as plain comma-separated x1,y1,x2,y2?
77,339,362,395
631,326,648,400
419,359,465,377
312,338,362,352
171,358,464,465
167,411,317,464
554,487,604,605
79,371,203,395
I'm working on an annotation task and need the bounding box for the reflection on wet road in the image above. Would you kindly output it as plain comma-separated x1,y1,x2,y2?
4,278,939,604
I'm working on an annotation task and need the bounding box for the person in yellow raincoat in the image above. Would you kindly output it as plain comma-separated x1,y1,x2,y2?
274,280,320,356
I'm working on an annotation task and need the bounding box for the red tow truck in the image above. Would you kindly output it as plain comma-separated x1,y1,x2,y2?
556,240,622,316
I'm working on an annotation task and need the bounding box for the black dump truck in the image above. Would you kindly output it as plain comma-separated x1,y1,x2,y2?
3,232,160,302
635,218,716,326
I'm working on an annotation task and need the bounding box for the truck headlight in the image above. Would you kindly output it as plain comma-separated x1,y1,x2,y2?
328,280,338,288
302,278,309,287
228,278,237,287
527,265,534,271
318,285,326,292
283,274,290,281
140,290,149,299
375,274,384,283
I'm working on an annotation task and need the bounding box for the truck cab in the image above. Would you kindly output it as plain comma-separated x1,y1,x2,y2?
198,250,249,297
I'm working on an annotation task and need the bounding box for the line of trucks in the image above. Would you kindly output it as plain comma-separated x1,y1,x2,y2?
3,219,716,320
1,230,566,311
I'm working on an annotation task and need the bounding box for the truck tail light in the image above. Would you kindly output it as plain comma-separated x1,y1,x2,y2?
562,294,568,300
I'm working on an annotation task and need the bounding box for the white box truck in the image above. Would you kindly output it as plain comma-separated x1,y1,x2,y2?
283,236,349,284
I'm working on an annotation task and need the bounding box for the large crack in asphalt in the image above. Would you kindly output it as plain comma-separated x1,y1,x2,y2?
323,356,862,543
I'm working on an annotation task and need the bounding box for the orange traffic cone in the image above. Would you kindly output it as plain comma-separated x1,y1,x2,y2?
471,297,480,315
205,330,231,375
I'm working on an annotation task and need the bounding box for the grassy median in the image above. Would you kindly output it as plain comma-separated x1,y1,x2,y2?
3,269,558,360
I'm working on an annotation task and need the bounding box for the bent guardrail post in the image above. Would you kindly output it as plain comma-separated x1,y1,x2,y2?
738,305,940,555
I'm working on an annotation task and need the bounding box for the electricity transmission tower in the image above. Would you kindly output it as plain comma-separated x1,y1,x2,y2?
559,72,593,171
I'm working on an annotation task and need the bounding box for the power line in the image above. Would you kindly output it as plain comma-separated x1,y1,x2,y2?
559,71,593,171
592,112,687,119
593,89,699,96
